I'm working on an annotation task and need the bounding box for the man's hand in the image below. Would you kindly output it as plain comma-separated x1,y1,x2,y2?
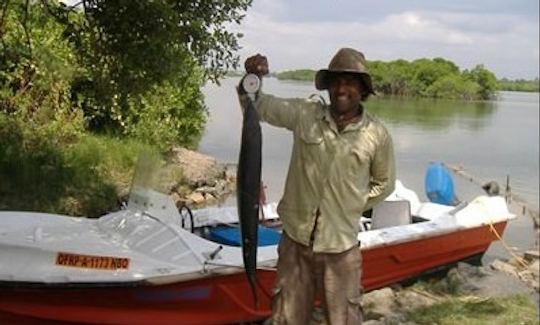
244,54,269,77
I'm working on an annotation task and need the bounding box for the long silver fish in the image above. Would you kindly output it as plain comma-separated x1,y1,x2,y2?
237,90,262,308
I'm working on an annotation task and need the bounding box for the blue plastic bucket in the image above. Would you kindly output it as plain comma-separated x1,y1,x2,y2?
425,162,455,205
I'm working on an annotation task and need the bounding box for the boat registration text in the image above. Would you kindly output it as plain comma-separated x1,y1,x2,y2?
56,252,130,270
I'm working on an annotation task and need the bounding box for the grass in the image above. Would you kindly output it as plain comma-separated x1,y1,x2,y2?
405,294,539,325
0,116,163,217
396,268,539,325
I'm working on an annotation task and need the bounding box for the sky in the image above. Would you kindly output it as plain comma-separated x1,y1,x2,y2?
229,0,539,79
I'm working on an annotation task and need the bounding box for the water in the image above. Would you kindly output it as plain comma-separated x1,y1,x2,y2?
199,77,539,260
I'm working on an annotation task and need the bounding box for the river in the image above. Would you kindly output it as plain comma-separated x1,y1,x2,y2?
200,77,539,261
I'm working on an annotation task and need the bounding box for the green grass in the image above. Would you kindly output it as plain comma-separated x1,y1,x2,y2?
406,294,539,325
68,134,159,196
0,115,162,217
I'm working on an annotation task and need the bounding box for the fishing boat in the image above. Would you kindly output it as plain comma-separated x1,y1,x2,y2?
0,163,514,324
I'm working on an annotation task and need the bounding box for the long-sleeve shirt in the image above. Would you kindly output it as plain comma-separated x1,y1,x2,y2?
240,92,395,253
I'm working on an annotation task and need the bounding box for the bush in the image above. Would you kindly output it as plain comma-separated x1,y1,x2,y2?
276,58,500,100
426,75,481,100
276,69,316,81
123,71,207,151
0,114,157,217
0,0,82,129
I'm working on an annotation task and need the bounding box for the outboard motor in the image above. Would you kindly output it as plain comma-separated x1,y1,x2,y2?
425,162,456,205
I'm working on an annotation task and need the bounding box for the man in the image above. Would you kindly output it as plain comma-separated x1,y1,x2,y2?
238,48,395,324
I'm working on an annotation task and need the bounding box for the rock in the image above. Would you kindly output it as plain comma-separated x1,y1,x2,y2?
204,193,217,205
467,264,492,277
426,263,537,301
473,267,535,298
175,184,192,197
362,287,397,320
517,268,539,293
395,289,439,312
170,192,182,207
382,313,411,324
195,186,218,196
490,259,518,277
518,270,535,282
525,250,540,262
362,320,385,325
426,267,477,295
224,165,236,181
508,256,527,268
170,147,225,187
186,192,205,205
215,179,232,196
528,259,539,277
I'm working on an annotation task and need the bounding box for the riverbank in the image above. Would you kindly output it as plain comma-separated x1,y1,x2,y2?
359,255,539,325
166,147,236,206
276,67,539,96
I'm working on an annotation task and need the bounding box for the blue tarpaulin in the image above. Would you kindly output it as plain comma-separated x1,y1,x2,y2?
209,226,281,246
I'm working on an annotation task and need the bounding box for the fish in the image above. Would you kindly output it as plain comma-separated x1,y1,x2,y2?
236,93,262,308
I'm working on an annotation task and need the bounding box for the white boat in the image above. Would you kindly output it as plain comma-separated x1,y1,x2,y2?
0,162,514,324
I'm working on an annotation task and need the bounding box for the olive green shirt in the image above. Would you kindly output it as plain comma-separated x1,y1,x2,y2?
241,92,395,253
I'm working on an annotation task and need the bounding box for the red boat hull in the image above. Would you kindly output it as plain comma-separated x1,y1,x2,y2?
0,221,507,324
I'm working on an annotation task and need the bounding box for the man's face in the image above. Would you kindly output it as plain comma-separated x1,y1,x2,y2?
328,73,364,115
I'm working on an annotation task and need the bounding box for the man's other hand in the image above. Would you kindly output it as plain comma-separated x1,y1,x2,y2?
244,54,269,77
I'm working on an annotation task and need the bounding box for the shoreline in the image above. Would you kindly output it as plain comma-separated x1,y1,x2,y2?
360,259,539,324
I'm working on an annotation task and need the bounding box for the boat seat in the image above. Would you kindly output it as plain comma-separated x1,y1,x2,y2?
371,200,412,230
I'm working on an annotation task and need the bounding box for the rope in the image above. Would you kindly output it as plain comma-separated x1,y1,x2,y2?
443,162,539,228
488,222,529,269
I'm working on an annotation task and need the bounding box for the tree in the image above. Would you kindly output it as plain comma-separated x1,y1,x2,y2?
1,0,253,147
425,75,480,100
39,0,251,84
410,58,460,96
369,60,414,96
464,65,498,99
0,0,84,140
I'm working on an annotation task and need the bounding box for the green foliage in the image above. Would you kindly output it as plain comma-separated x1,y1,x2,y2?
276,58,500,100
409,58,460,96
63,0,251,136
71,0,248,139
276,69,316,81
1,0,252,147
370,59,415,96
498,78,539,92
0,0,252,216
425,75,480,100
123,73,208,151
371,58,492,100
0,114,157,216
78,0,251,83
0,0,83,133
463,65,498,99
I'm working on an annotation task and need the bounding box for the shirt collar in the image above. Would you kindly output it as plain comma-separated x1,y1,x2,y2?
320,105,370,133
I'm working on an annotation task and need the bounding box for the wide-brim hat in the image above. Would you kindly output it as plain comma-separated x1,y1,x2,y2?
315,48,375,94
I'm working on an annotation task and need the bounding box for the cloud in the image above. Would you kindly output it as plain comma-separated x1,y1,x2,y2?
370,11,474,45
232,5,539,79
